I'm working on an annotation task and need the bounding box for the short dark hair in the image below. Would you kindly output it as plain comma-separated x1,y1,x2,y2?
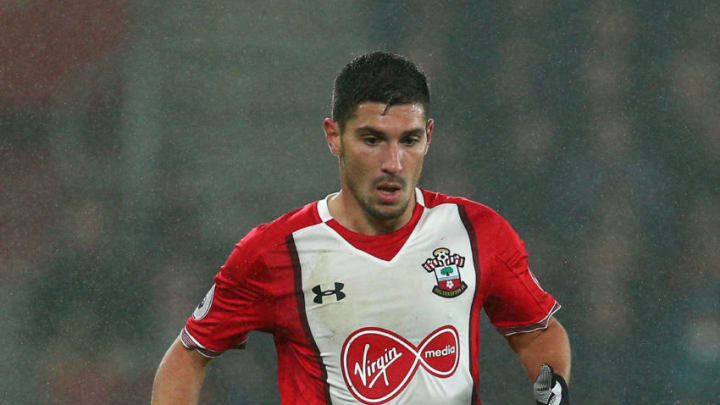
331,51,430,133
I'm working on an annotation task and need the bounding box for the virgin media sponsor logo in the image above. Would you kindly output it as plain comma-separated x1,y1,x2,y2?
340,325,459,404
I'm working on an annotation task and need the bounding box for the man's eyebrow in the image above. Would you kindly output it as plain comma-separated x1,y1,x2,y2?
355,126,425,137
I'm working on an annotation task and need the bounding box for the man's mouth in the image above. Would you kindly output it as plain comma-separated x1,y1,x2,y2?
376,182,403,203
377,183,402,193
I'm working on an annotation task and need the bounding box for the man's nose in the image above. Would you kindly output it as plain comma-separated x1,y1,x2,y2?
381,143,403,173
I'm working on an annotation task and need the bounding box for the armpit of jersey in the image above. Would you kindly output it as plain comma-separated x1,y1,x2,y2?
495,301,561,336
180,327,248,358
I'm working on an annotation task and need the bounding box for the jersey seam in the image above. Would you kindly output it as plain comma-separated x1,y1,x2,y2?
493,253,550,325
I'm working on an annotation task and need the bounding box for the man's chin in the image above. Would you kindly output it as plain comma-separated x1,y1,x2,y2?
367,200,410,221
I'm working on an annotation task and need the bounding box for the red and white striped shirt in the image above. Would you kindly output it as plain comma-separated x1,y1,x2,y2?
182,188,559,404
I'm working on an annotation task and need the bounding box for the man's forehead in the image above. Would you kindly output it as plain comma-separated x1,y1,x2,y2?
347,102,427,124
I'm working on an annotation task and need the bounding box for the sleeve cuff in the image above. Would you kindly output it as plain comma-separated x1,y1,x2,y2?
496,301,561,336
179,327,224,358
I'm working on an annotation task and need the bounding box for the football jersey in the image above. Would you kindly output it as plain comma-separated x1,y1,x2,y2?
182,188,560,404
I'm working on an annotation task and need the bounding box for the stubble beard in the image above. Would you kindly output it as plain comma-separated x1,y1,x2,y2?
347,177,411,221
341,156,411,222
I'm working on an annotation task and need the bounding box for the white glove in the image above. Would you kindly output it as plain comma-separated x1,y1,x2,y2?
533,364,569,405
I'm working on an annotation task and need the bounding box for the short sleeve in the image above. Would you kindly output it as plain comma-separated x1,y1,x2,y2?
181,229,275,357
483,217,560,336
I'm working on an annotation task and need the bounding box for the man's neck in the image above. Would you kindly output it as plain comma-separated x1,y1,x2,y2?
327,190,415,236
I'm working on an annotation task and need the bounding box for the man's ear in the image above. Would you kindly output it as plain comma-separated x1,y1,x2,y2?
424,119,434,155
324,118,341,156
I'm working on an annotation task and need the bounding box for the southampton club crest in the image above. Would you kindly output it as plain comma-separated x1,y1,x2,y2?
422,248,468,298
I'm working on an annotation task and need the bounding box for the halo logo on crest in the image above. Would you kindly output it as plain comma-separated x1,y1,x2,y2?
192,284,215,320
340,325,459,404
422,248,468,298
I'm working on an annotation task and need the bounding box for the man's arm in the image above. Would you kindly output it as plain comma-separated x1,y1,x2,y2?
152,336,212,405
505,316,571,383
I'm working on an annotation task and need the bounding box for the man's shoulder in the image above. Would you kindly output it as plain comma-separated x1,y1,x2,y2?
421,188,504,225
238,200,323,254
420,188,523,253
218,201,322,288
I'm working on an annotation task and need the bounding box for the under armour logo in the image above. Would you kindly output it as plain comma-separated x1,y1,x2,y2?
312,282,345,304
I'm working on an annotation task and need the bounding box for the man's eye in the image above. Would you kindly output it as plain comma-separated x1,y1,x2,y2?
363,137,379,145
402,138,420,146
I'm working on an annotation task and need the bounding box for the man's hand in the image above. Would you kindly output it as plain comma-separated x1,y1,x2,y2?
533,364,569,405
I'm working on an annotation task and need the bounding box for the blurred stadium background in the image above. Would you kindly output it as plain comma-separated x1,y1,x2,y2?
1,1,718,403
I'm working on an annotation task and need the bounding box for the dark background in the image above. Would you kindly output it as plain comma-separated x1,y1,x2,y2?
1,1,718,404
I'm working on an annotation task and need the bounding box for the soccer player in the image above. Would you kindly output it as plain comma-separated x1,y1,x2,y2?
152,51,571,405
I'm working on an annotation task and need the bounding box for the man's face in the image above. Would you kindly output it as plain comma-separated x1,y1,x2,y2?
325,102,433,222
